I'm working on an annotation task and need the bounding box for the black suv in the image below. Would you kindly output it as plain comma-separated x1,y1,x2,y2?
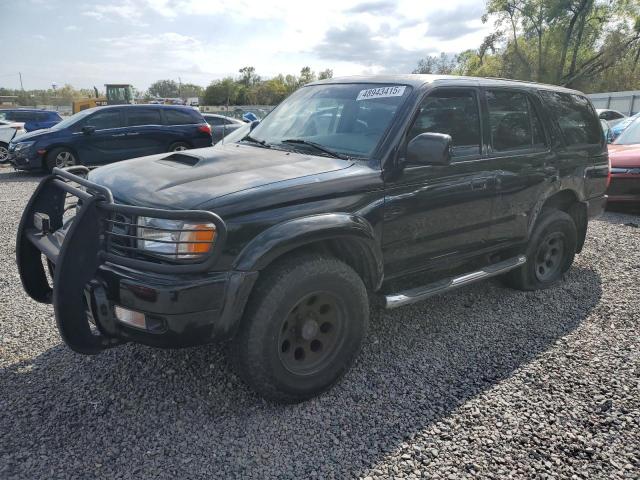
17,75,608,402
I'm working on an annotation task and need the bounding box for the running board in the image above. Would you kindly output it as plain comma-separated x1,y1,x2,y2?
385,255,527,309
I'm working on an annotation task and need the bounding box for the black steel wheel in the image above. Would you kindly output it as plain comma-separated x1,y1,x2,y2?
534,232,565,282
277,291,346,376
232,253,369,403
503,209,577,291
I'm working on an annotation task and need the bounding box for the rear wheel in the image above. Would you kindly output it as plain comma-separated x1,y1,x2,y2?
231,253,369,403
45,147,77,172
168,142,190,152
503,209,577,291
0,142,8,163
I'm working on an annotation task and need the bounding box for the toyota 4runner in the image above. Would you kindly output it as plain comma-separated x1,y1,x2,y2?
17,75,609,402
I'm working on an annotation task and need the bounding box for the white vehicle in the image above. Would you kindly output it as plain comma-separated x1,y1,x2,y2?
596,108,627,127
0,120,26,163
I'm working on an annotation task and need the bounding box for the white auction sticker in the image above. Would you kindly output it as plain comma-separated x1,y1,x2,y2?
356,85,406,101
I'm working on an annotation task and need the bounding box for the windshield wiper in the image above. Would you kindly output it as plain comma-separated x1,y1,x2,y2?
280,139,350,160
240,134,270,148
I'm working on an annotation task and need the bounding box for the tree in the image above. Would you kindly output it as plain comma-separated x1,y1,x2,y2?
147,79,180,98
299,66,316,86
318,69,333,80
203,78,239,105
180,83,204,99
238,66,260,88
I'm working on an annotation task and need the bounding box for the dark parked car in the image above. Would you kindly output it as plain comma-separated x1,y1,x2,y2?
17,75,608,402
0,108,62,132
607,117,640,205
8,104,212,171
203,114,244,143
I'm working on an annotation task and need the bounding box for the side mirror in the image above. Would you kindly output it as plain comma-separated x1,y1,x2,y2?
82,125,96,135
406,132,452,166
250,120,260,131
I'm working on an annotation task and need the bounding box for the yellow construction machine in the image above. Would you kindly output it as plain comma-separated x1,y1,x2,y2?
72,84,134,114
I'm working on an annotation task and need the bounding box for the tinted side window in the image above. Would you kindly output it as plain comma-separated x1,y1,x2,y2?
487,90,546,151
408,89,481,157
11,112,34,122
206,116,224,126
86,110,122,130
165,109,198,125
127,109,162,126
540,91,601,145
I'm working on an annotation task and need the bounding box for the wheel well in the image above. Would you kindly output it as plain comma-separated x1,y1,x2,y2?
260,238,381,291
540,190,587,253
43,145,80,169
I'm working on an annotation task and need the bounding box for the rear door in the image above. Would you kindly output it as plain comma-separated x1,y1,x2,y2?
482,88,556,246
538,91,608,200
382,87,500,278
123,107,166,158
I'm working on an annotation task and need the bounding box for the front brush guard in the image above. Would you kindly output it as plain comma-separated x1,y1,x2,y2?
16,167,121,354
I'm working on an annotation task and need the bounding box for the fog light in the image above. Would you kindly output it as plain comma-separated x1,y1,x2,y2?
114,306,146,330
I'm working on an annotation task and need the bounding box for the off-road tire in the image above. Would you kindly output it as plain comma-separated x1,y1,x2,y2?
45,147,77,172
503,209,577,291
231,253,369,403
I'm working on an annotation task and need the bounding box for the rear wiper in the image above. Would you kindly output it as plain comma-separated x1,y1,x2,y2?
280,139,350,160
240,134,270,148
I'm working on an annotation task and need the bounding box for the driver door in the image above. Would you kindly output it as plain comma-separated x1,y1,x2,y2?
382,87,500,278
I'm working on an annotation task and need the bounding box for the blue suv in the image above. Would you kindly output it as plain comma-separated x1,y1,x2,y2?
0,108,62,131
8,105,213,171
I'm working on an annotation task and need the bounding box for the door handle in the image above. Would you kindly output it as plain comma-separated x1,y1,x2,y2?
126,132,140,136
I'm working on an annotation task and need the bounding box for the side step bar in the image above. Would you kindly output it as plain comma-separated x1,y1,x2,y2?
385,255,527,309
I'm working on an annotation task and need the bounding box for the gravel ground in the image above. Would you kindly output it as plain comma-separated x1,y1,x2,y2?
0,165,638,479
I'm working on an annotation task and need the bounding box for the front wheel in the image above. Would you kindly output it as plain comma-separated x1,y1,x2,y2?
231,253,369,403
503,209,577,291
45,147,77,172
0,142,9,163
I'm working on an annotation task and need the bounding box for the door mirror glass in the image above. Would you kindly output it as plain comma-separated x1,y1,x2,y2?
82,125,96,135
406,132,452,165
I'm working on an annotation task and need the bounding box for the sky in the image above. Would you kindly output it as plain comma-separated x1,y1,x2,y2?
0,0,492,91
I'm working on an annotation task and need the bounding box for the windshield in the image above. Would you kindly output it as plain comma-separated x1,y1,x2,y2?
249,83,412,158
49,109,94,130
614,118,640,145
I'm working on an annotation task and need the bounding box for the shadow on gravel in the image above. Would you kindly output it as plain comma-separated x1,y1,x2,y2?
0,168,45,184
0,266,602,479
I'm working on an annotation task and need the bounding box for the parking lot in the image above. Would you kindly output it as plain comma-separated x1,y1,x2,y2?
0,165,638,479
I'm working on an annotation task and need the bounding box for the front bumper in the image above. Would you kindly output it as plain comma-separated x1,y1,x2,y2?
7,146,42,170
606,173,640,204
16,167,254,354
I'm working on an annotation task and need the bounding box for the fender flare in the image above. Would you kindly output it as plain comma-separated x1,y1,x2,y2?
233,213,384,289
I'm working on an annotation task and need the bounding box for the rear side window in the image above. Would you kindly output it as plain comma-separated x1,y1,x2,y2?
165,109,199,125
540,91,601,146
127,109,162,126
408,89,481,157
486,90,546,151
86,110,122,130
206,116,224,126
10,112,34,122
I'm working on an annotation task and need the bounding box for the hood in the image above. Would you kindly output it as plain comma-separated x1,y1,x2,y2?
608,144,640,167
89,144,354,210
9,128,52,143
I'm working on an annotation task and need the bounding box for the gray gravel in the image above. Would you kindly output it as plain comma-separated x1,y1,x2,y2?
1,164,639,479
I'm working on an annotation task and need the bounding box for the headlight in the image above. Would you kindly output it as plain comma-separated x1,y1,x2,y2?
14,141,35,152
137,217,216,260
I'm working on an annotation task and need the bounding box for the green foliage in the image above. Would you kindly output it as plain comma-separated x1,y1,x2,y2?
203,77,240,105
419,0,640,92
148,79,180,98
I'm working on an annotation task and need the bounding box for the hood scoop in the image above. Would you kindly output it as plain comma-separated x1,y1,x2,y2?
156,153,201,168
